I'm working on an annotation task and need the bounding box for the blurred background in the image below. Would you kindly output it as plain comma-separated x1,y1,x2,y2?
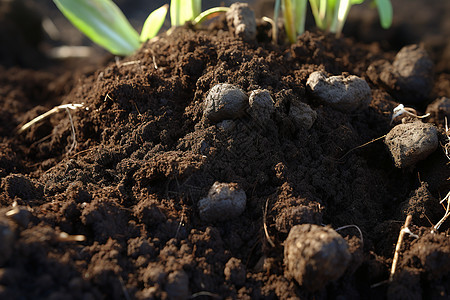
0,0,449,72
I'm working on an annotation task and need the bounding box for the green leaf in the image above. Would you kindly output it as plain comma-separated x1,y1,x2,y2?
170,0,200,26
140,4,168,42
350,0,364,4
282,0,296,43
375,0,392,28
192,0,202,19
294,0,308,35
53,0,140,56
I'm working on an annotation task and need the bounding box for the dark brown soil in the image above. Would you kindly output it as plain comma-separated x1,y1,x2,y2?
1,1,449,299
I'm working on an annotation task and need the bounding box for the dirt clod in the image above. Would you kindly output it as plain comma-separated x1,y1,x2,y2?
1,174,42,202
426,96,450,125
385,121,438,168
284,224,351,292
288,101,317,130
248,89,274,124
197,182,247,222
226,2,257,42
368,44,434,104
224,257,246,287
203,83,248,123
306,71,371,112
165,270,189,300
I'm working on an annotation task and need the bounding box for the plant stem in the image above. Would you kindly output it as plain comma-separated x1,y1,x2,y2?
192,7,229,26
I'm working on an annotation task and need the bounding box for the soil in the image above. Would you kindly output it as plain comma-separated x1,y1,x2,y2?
1,0,449,299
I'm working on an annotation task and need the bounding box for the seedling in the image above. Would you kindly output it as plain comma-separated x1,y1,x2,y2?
310,0,393,37
274,0,393,42
53,0,229,56
53,0,168,55
170,0,201,26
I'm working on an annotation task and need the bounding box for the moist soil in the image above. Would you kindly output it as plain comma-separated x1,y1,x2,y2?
1,1,450,299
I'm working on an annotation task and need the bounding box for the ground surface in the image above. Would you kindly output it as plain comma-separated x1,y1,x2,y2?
0,0,449,299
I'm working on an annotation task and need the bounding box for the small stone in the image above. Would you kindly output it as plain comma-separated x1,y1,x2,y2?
385,121,438,168
198,182,247,222
392,45,434,103
426,97,450,125
306,71,371,112
367,45,434,104
203,84,248,123
248,89,274,123
226,3,256,42
284,224,351,292
224,257,246,287
289,101,317,130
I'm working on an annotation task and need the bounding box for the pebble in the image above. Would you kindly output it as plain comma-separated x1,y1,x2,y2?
391,45,434,103
306,71,371,112
203,84,248,123
284,224,351,291
367,44,434,104
385,121,438,168
226,3,257,42
198,182,247,222
248,89,274,124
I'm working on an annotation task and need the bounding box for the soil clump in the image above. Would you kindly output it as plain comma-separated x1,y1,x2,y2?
0,2,449,299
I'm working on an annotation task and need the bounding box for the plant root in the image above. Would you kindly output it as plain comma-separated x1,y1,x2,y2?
18,103,83,154
335,224,364,246
389,214,412,282
263,198,275,248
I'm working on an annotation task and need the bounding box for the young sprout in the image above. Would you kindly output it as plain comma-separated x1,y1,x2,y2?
170,0,201,26
171,0,230,27
277,0,393,42
275,0,308,43
331,0,393,37
53,0,168,55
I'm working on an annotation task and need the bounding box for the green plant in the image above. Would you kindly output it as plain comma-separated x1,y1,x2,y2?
274,0,393,42
170,0,201,26
53,0,168,55
170,0,229,27
53,0,230,56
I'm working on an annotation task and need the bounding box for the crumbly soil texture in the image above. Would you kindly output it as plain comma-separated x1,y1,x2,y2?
1,4,450,300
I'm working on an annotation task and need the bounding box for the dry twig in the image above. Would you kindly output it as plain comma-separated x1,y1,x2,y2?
389,214,412,282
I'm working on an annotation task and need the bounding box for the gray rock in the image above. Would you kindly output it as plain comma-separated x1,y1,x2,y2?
203,84,248,123
392,45,434,103
289,101,317,130
226,3,256,42
306,71,371,112
248,89,274,123
385,121,438,168
284,224,351,292
367,45,434,104
198,182,247,222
